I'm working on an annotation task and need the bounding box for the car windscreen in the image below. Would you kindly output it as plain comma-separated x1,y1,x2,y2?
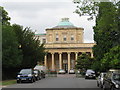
86,70,95,74
113,74,120,81
20,69,32,74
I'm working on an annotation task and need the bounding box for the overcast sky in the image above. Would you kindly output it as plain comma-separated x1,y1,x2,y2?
1,0,95,43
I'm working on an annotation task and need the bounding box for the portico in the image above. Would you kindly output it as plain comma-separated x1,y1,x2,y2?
44,45,94,72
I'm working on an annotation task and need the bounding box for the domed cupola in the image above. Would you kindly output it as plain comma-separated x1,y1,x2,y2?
52,18,77,28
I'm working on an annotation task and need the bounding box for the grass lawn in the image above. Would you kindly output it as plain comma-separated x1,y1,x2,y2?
0,80,16,86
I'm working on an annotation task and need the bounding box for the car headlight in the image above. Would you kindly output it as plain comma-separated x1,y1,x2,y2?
115,84,119,88
17,75,20,77
35,75,37,77
93,75,96,76
86,74,88,76
28,74,32,77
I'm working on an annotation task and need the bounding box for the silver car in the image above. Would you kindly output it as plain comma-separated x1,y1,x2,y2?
58,69,66,74
97,72,106,88
69,69,75,74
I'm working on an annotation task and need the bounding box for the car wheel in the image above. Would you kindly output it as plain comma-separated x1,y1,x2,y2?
43,75,45,78
39,76,41,80
37,77,39,81
30,78,34,83
33,78,36,82
111,86,115,90
85,77,87,79
17,80,20,83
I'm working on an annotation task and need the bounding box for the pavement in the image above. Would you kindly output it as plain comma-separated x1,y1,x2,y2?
2,74,99,88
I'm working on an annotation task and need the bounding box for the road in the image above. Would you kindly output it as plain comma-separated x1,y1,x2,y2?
3,74,99,88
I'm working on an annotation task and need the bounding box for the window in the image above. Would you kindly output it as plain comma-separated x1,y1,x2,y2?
56,37,59,41
43,39,46,43
56,34,59,41
71,35,74,41
63,35,66,41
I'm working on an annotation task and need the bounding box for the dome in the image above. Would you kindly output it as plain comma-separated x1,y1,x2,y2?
58,18,74,26
52,18,77,28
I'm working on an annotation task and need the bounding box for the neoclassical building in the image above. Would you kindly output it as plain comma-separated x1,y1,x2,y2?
35,18,95,72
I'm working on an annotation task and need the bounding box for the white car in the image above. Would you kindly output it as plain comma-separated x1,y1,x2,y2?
58,69,66,74
69,69,75,74
85,69,96,79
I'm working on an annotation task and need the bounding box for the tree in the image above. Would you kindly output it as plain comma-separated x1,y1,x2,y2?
75,53,94,70
101,45,120,70
0,6,11,25
2,7,23,80
93,2,118,60
2,25,22,68
12,24,46,68
74,1,120,71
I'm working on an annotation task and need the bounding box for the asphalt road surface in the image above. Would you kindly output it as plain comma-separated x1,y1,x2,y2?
4,74,99,88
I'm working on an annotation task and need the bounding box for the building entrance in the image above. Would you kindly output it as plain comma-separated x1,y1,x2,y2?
63,64,68,73
63,59,68,73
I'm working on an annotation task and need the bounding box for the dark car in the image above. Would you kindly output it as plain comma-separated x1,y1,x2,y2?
34,69,41,80
17,69,36,83
103,70,120,90
85,69,96,79
41,70,45,78
97,72,106,88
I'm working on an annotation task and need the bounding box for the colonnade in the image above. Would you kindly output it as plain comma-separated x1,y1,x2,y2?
44,52,93,72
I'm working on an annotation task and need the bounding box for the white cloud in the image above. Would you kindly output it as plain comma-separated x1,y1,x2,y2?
2,0,95,43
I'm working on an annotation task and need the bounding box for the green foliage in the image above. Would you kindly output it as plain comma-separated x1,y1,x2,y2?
2,25,23,79
91,60,102,72
2,6,46,80
2,25,22,68
74,0,99,20
74,1,120,71
12,24,46,68
93,2,119,60
0,6,11,25
75,53,94,70
101,45,120,70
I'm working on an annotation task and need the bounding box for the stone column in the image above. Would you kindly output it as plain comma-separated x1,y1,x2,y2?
68,52,71,73
44,55,47,67
75,52,78,64
51,53,55,70
59,53,62,70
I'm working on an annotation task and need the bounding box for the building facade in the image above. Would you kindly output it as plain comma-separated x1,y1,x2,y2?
35,18,95,72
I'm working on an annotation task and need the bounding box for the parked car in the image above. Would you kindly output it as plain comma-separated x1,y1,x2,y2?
85,69,96,79
34,69,41,80
58,69,66,74
97,72,106,88
103,70,120,90
69,69,75,74
41,70,46,78
17,69,36,83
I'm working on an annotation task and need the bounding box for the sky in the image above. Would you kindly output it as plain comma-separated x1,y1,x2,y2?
1,0,95,43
